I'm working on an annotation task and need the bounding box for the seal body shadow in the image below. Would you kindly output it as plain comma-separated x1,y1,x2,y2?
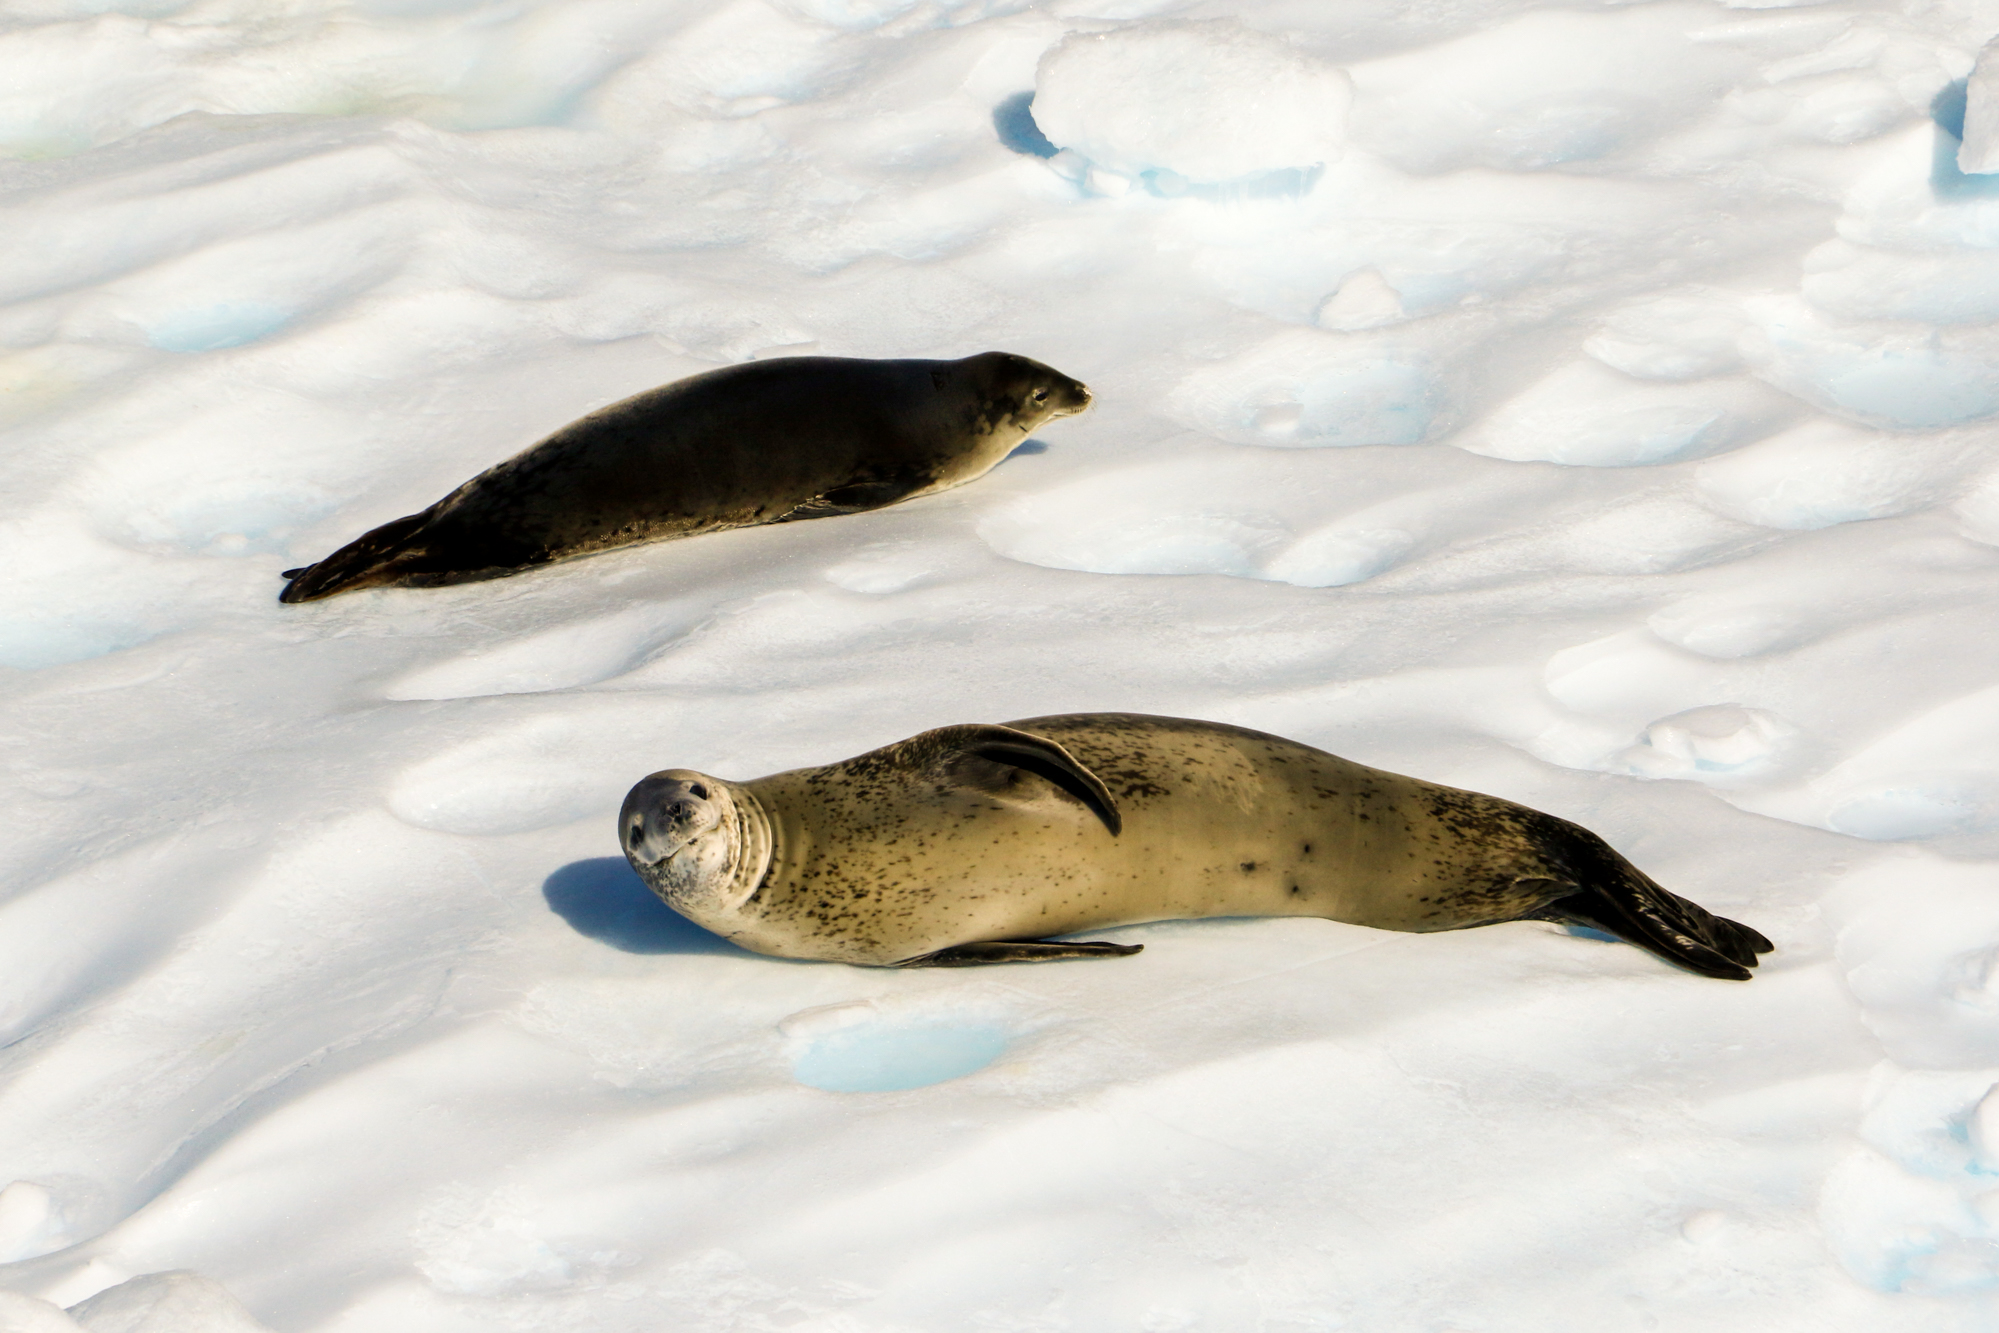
618,713,1772,980
280,352,1090,602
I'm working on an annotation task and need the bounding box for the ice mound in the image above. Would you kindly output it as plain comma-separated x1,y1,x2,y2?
1744,298,1999,430
1694,419,1972,530
63,1272,272,1333
773,0,1011,30
1803,238,1999,326
1168,328,1447,448
383,602,703,700
1466,361,1795,468
975,456,1459,587
387,714,638,835
0,1289,80,1333
1805,684,1999,840
1583,291,1750,381
1348,8,1746,173
1648,595,1810,659
1030,22,1351,188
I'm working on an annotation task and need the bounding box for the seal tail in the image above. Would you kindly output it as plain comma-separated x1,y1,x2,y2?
278,509,436,603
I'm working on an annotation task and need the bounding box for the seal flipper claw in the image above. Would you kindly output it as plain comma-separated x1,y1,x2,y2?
894,940,1143,967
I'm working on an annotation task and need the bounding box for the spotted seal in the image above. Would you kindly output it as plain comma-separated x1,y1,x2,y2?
279,352,1090,602
618,713,1770,979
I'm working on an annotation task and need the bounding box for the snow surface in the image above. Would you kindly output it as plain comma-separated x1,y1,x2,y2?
5,0,1999,1329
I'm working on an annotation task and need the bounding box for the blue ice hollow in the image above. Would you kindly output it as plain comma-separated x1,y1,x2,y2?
146,302,291,353
791,1019,1010,1093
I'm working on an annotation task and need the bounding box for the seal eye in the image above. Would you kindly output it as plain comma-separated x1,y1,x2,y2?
688,783,709,799
1031,388,1049,403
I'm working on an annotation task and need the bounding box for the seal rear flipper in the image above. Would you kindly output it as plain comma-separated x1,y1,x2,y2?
279,510,546,603
1527,875,1768,981
279,509,436,603
893,940,1143,967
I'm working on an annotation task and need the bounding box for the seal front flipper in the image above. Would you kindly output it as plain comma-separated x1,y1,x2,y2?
899,723,1121,834
894,940,1144,967
776,475,930,521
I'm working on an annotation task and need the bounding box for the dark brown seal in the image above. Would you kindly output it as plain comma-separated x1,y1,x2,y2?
279,352,1090,602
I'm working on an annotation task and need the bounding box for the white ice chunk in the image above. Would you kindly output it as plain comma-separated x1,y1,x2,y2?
1315,269,1406,332
1612,705,1802,785
1961,38,1999,174
1032,21,1351,184
65,1272,271,1333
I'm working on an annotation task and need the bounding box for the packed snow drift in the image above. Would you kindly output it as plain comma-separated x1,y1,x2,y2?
4,0,1999,1329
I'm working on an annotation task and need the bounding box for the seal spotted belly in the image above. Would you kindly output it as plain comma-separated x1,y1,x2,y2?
617,713,1771,980
279,351,1090,602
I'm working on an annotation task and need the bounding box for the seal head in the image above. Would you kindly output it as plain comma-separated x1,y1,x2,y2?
619,769,769,925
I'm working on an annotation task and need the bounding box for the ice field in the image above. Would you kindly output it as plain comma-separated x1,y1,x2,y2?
6,0,1999,1327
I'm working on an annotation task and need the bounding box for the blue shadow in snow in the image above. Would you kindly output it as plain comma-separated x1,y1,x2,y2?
1003,438,1048,463
994,92,1058,159
1931,79,1999,200
542,857,741,955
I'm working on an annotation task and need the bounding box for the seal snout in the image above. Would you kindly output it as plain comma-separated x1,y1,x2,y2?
1046,378,1091,417
620,771,722,869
